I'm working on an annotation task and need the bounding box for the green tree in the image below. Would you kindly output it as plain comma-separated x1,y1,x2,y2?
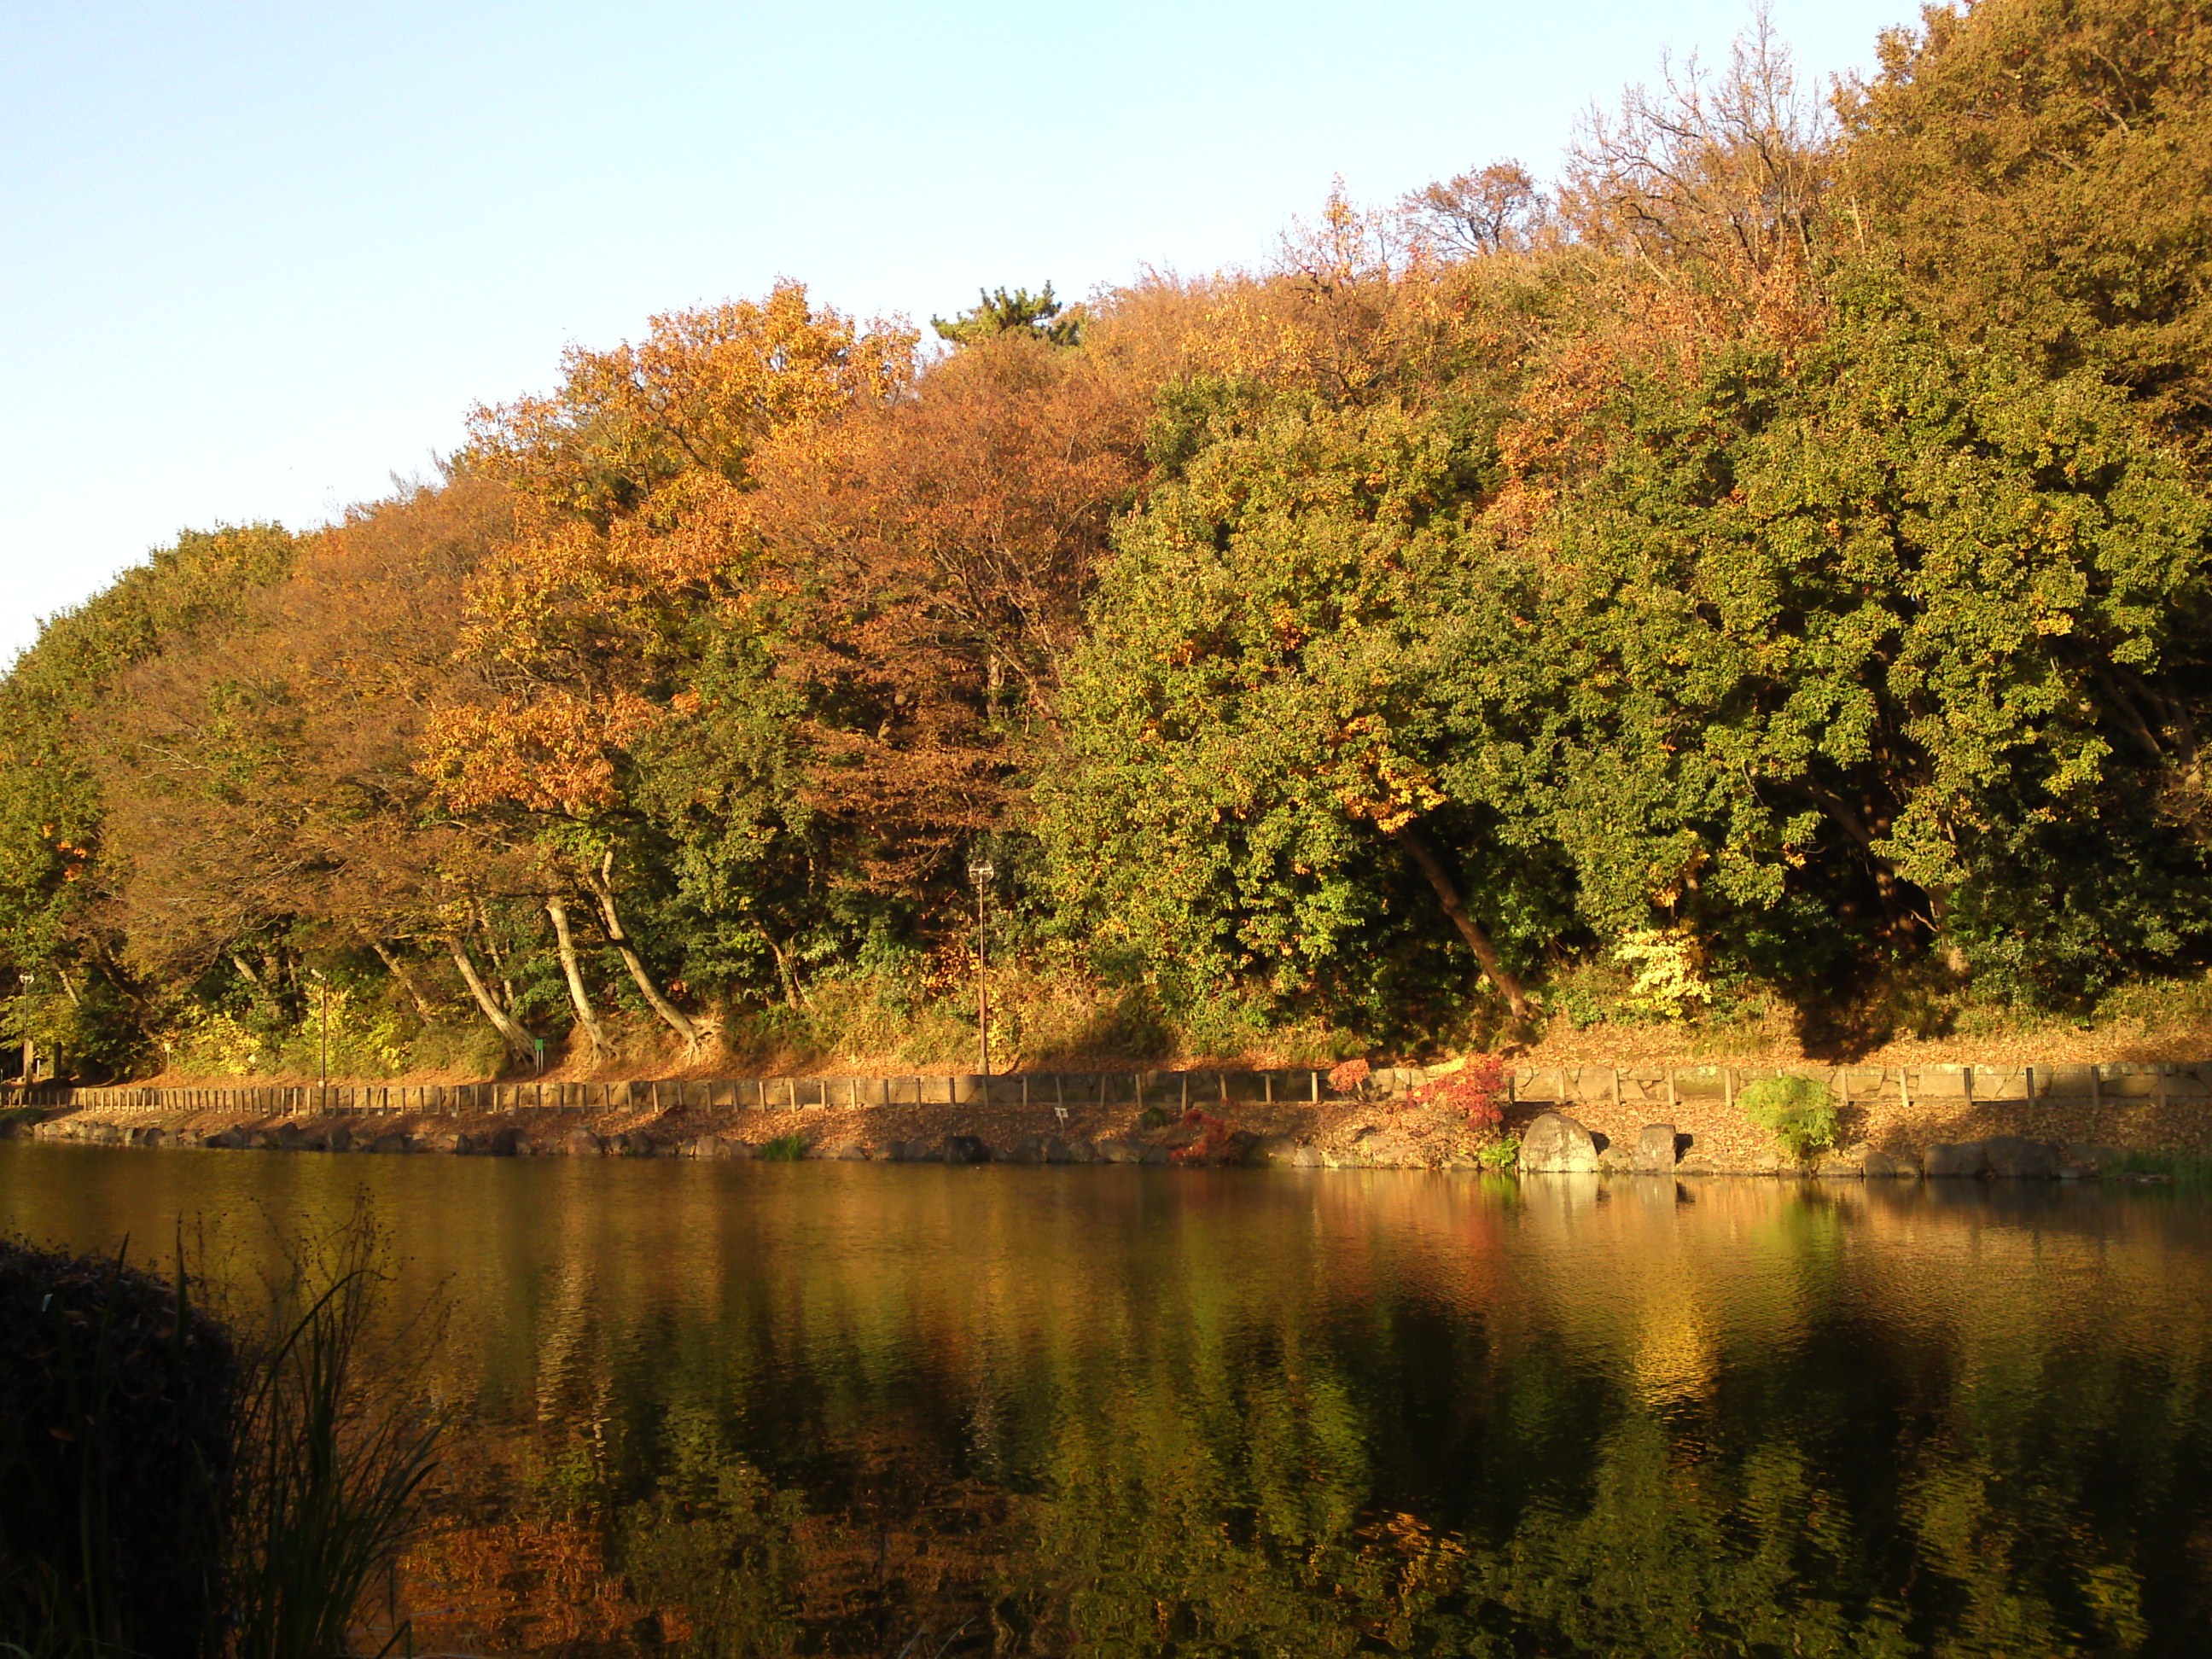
1045,384,1570,1038
1841,0,2212,448
1518,276,2212,1007
931,282,1083,348
0,524,295,1075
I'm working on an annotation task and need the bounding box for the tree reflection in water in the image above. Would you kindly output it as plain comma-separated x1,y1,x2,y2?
6,1149,2209,1656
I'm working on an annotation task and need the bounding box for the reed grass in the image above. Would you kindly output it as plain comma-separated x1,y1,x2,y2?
224,1209,445,1659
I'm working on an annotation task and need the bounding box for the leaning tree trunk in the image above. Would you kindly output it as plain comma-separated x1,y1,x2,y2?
583,859,702,1057
1388,824,1533,1022
363,936,439,1022
448,939,534,1062
545,896,611,1059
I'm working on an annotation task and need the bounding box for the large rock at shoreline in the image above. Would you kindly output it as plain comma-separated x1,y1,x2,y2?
1984,1135,2063,1178
1924,1141,1986,1178
1519,1112,1601,1175
1633,1124,1679,1174
1924,1137,2065,1179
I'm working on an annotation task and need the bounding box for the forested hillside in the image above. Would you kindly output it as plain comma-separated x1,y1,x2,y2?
9,0,2212,1083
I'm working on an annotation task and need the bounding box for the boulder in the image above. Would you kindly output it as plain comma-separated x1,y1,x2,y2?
1983,1135,2063,1179
1094,1136,1144,1165
480,1127,519,1156
941,1133,989,1165
365,1132,410,1154
1598,1142,1634,1173
1923,1141,1988,1178
565,1130,605,1156
828,1140,872,1161
1355,1130,1429,1167
325,1124,352,1153
1816,1142,1871,1179
1859,1149,1906,1178
1252,1133,1301,1165
1518,1111,1601,1175
1633,1124,1679,1174
882,1139,933,1162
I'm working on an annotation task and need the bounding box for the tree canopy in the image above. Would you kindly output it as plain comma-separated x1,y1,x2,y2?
12,0,2212,1079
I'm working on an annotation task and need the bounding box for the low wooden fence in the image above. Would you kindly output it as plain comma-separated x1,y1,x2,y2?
8,1059,2207,1120
11,1067,1373,1118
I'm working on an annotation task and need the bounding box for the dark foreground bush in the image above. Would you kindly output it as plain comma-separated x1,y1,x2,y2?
0,1239,236,1657
0,1210,443,1659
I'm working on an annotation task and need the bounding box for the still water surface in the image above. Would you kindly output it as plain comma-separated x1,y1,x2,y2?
6,1144,2212,1656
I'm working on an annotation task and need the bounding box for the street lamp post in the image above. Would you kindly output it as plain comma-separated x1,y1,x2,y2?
967,856,995,1078
310,969,329,1108
15,972,31,1095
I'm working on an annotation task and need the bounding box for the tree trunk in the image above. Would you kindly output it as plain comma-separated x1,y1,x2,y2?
766,939,810,1012
364,936,439,1022
546,896,612,1058
476,899,521,1014
584,859,702,1057
1389,824,1533,1022
449,939,534,1062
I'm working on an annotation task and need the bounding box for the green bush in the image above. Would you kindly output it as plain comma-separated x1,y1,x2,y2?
2110,1149,2212,1189
758,1133,809,1161
1737,1076,1841,1162
1475,1136,1520,1173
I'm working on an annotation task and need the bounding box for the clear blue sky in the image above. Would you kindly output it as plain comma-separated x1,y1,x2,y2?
2,0,1912,663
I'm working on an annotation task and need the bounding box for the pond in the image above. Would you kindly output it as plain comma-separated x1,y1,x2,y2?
5,1144,2211,1656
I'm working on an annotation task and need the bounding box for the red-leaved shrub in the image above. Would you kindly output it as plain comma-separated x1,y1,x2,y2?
1408,1053,1506,1133
1326,1057,1371,1097
1171,1108,1235,1163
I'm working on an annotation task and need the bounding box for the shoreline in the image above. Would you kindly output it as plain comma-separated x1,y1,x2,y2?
11,1083,2209,1177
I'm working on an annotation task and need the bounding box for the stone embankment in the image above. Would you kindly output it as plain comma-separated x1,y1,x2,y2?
18,1057,2212,1159
5,1083,2198,1178
1513,1109,2159,1181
